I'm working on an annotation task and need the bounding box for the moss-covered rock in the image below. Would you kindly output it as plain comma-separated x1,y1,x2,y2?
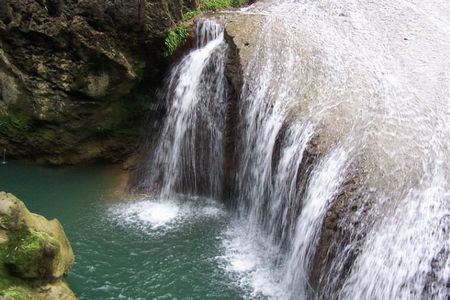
0,287,28,300
0,192,76,299
6,229,64,279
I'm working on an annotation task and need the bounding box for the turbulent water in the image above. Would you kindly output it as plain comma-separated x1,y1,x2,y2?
135,1,449,299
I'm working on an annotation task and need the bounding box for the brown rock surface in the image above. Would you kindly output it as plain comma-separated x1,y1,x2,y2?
0,0,196,164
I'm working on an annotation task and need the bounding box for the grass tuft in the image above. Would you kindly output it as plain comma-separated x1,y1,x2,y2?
164,24,190,57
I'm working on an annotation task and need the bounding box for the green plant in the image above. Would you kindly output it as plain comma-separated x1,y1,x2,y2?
183,9,201,21
164,24,189,57
202,0,248,10
202,0,232,10
230,0,248,6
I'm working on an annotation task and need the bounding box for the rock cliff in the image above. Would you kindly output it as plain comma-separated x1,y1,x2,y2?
0,0,196,164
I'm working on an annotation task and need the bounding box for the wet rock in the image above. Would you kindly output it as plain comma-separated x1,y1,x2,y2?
221,14,265,71
199,13,265,203
308,165,376,297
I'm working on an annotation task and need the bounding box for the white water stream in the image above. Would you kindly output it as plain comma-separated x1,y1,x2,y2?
137,20,227,199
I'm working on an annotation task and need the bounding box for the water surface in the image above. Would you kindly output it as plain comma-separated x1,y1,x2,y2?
0,162,259,299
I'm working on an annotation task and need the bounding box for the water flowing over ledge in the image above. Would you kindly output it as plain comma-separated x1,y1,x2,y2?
136,20,227,200
132,1,450,298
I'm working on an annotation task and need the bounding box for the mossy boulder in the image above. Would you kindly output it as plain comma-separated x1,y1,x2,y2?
0,192,74,280
0,192,76,299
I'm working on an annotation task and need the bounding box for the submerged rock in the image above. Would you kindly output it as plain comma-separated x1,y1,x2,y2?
0,192,76,299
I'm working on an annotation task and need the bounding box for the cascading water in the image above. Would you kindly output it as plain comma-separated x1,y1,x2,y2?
222,0,449,298
136,1,450,299
137,20,227,199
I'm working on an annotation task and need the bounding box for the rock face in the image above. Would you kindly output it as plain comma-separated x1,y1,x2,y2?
220,14,263,74
0,192,76,299
0,0,196,164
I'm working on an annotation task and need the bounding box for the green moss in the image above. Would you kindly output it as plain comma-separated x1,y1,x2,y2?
6,229,53,278
0,113,30,135
164,0,249,56
0,195,75,299
0,245,13,289
0,215,12,230
0,245,31,296
38,129,57,142
96,102,127,134
0,287,28,300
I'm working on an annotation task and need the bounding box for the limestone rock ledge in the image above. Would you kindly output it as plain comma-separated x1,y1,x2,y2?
0,192,76,300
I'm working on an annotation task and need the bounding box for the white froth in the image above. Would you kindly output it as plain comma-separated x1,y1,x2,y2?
109,197,224,234
219,223,290,300
134,201,180,228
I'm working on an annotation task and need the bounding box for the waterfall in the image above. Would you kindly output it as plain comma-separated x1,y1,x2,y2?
137,20,227,199
224,1,449,298
339,160,450,299
281,147,350,295
137,0,450,298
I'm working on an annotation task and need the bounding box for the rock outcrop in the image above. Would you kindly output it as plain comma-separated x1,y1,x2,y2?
0,0,196,164
0,192,76,299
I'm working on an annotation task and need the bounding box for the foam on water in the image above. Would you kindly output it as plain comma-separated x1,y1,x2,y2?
118,201,180,229
109,196,224,234
219,221,289,300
